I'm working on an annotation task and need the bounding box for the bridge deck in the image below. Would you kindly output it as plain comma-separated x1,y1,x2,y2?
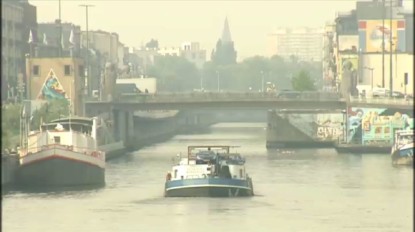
85,92,413,115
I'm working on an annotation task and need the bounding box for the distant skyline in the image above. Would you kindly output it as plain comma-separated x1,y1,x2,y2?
30,0,413,61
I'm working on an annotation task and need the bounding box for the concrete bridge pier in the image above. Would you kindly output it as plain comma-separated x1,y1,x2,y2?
112,109,134,147
178,111,217,128
266,110,316,148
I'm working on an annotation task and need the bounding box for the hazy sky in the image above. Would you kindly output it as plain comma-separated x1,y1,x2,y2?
30,0,413,60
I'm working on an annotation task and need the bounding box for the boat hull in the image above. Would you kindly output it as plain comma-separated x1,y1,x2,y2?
165,178,254,197
392,156,413,166
17,149,105,187
391,148,413,166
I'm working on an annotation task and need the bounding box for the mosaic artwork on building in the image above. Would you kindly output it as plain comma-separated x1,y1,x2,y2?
37,69,67,100
348,107,413,145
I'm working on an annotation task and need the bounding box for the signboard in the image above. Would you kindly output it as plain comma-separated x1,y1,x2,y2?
361,20,404,52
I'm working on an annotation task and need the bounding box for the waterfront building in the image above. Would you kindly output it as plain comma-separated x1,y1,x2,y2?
333,0,413,95
1,0,37,101
25,57,85,115
322,22,337,91
37,22,82,58
81,30,121,66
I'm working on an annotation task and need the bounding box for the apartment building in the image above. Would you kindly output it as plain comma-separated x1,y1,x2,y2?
267,27,324,62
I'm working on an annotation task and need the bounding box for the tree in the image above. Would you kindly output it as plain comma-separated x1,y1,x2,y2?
291,69,316,91
145,39,159,50
31,99,70,130
211,40,237,66
1,103,22,149
147,55,199,92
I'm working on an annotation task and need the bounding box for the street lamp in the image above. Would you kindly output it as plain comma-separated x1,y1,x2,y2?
216,70,220,92
392,36,398,93
388,0,393,97
363,66,374,91
200,70,204,90
79,4,94,98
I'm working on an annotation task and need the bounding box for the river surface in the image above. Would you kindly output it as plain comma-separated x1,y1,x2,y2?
2,123,413,232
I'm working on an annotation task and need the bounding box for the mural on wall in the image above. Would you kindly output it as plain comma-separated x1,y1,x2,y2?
365,20,402,52
348,107,413,144
37,69,67,100
315,114,344,141
361,112,410,145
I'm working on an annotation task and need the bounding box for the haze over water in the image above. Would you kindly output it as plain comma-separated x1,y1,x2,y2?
2,123,413,232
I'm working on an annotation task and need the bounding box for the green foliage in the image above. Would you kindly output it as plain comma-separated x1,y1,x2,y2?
1,100,71,150
31,99,70,130
145,39,159,49
146,52,321,92
147,55,199,92
211,40,237,66
1,104,22,149
291,69,316,91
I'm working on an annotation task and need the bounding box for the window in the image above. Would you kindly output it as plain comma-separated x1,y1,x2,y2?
33,65,39,76
54,136,61,144
64,65,71,76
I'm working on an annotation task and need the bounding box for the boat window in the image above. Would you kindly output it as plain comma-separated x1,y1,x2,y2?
240,169,243,178
54,136,61,144
174,169,177,178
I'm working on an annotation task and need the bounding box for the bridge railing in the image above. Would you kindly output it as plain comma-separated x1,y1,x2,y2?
113,91,342,103
349,96,414,106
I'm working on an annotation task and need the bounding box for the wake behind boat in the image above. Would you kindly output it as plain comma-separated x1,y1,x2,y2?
391,129,414,166
164,145,254,197
17,116,105,187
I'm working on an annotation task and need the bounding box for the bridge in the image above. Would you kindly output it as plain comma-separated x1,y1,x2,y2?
83,91,413,149
84,92,413,116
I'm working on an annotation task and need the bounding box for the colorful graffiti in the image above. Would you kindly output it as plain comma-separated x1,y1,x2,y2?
316,114,344,141
348,107,413,145
38,69,67,100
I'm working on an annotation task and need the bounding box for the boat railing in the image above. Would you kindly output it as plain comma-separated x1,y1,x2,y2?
21,144,105,160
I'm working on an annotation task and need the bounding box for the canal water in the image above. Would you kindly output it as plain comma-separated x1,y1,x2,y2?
2,123,413,232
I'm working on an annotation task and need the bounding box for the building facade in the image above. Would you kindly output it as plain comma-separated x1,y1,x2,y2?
332,0,413,95
2,0,37,101
81,30,120,65
322,22,337,91
26,57,85,115
181,42,206,69
158,47,181,56
267,27,324,62
37,22,82,58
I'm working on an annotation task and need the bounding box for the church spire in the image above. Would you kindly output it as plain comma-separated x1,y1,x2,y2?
221,17,232,43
